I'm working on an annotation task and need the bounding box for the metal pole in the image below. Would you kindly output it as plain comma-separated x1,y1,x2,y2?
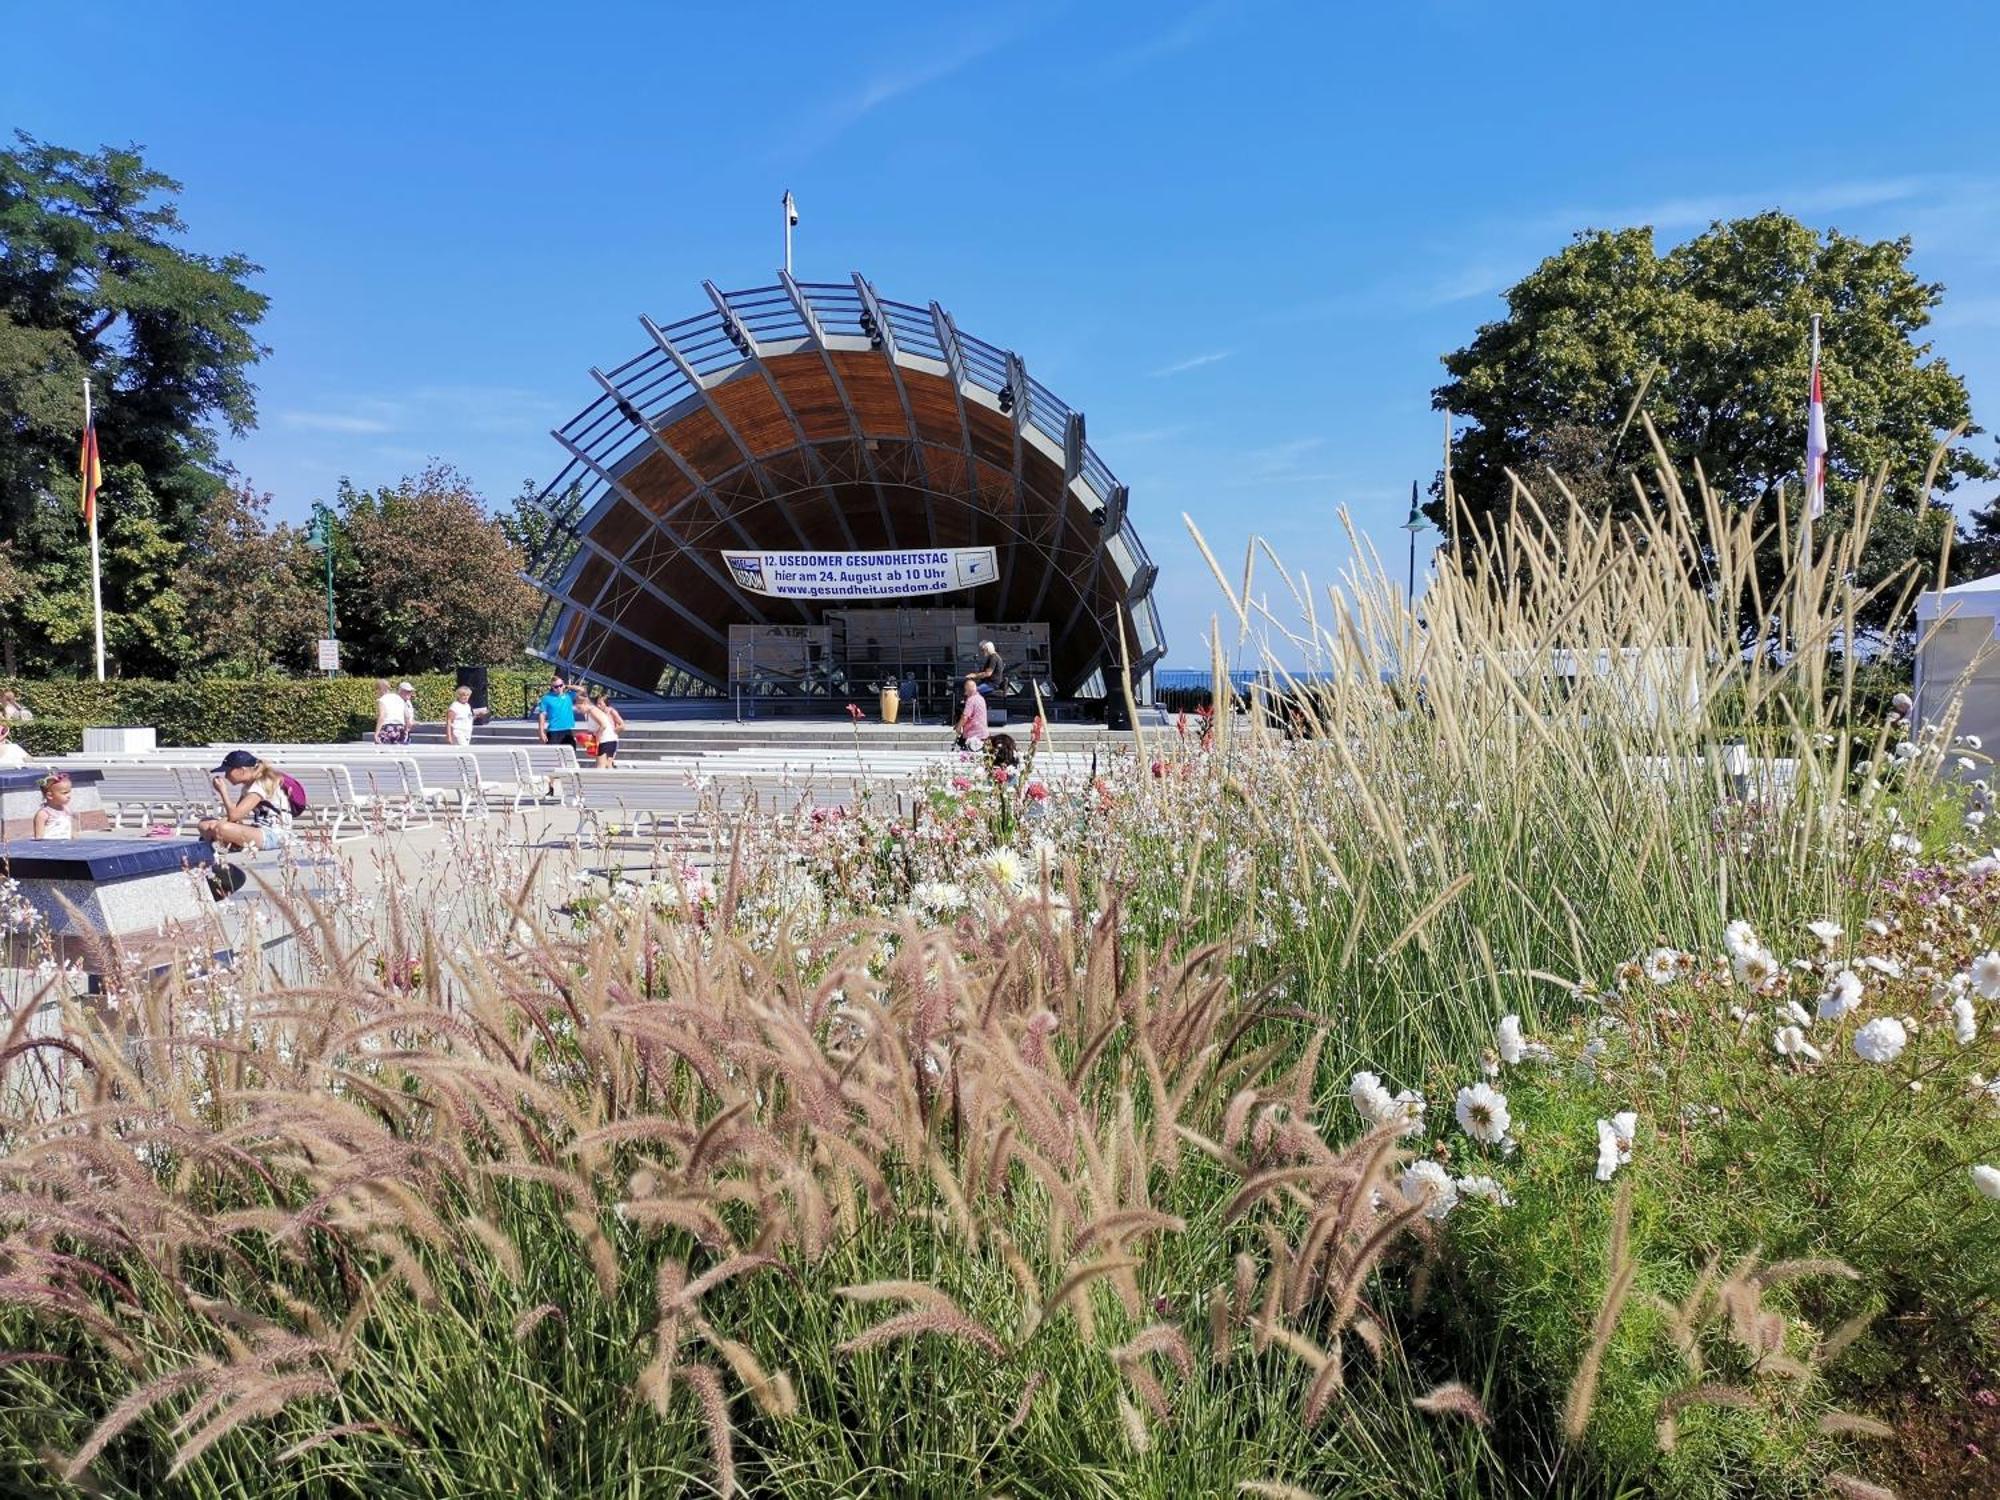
1408,482,1418,601
313,502,337,677
85,379,106,682
782,190,795,275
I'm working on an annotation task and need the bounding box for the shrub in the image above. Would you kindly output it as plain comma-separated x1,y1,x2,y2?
0,669,548,748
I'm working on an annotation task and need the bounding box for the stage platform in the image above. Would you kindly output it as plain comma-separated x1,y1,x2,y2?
414,710,1158,759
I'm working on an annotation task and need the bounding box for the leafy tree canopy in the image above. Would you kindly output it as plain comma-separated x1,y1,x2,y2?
331,463,539,675
0,131,268,549
1429,212,1987,632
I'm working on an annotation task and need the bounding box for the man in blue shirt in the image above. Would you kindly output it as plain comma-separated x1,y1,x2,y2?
536,675,578,747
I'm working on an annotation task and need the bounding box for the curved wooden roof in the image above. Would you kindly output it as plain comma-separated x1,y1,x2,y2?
523,273,1166,696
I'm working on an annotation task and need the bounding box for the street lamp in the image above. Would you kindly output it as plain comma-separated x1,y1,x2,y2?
1401,481,1431,601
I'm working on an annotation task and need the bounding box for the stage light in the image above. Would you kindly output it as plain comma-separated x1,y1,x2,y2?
998,384,1014,414
1090,506,1106,528
614,395,645,427
859,309,882,348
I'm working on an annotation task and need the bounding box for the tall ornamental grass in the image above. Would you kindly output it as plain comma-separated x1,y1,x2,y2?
0,436,1995,1497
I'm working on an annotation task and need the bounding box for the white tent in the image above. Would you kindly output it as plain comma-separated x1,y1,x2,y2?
1914,574,2000,750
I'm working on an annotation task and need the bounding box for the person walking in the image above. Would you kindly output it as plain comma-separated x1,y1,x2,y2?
374,679,412,745
446,686,477,746
587,690,625,767
197,750,296,853
536,676,577,747
956,674,989,751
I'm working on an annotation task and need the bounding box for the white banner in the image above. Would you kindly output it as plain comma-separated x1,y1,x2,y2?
720,547,998,600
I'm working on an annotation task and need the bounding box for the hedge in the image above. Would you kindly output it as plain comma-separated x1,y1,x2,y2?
0,670,549,751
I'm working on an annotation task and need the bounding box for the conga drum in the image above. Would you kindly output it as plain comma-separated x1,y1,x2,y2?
879,685,900,724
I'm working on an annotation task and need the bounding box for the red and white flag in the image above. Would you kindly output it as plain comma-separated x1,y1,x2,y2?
1805,317,1827,520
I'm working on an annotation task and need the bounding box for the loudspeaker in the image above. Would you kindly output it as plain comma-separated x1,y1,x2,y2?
456,665,489,712
1104,697,1131,731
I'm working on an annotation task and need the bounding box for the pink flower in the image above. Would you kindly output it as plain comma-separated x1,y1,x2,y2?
1026,781,1049,802
1151,760,1166,778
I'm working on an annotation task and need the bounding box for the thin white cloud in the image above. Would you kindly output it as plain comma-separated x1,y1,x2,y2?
1149,350,1233,377
1105,0,1244,76
1528,175,1934,239
782,23,1023,156
280,409,397,434
1094,424,1187,447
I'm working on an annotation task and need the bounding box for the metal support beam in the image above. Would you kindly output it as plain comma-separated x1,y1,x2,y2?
703,280,859,551
556,420,781,628
782,270,899,545
531,574,714,688
854,273,938,548
640,313,818,555
999,350,1030,603
549,495,730,648
584,367,814,626
929,299,994,584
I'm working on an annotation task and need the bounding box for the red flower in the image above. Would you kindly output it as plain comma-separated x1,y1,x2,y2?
1151,759,1166,778
846,702,864,722
1031,714,1047,745
951,776,972,791
993,767,1011,784
1026,781,1049,801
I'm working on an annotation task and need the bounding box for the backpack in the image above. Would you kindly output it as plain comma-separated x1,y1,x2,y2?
278,772,309,818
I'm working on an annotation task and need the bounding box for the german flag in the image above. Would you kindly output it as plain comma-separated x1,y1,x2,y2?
79,409,101,526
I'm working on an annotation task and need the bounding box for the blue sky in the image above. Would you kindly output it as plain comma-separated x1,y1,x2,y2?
12,0,2000,667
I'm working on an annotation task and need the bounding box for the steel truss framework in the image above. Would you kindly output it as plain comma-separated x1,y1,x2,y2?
523,273,1166,697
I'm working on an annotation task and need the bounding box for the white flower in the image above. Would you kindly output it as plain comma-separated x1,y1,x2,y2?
1496,1014,1527,1066
1732,946,1780,988
912,880,968,915
1805,919,1843,947
1971,952,2000,1000
1455,1174,1513,1207
1643,947,1682,986
1455,1082,1511,1145
1398,1160,1459,1220
1860,954,1903,980
1774,1025,1822,1062
1780,999,1813,1027
1953,996,1979,1046
1349,1071,1424,1134
1968,735,1986,751
1723,919,1761,958
1389,1089,1427,1136
1818,969,1864,1021
1595,1111,1637,1181
981,848,1027,893
1852,1017,1908,1064
1959,757,1979,773
1973,1165,2000,1200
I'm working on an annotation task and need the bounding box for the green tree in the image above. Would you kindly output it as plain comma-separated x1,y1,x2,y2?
1430,213,1986,635
179,484,324,675
0,132,268,667
15,464,193,677
331,463,538,673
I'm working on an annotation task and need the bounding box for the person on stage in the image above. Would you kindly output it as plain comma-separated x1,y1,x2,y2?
973,639,1004,697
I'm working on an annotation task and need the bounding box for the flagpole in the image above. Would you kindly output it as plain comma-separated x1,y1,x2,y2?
1802,315,1820,572
782,191,795,275
85,379,106,682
